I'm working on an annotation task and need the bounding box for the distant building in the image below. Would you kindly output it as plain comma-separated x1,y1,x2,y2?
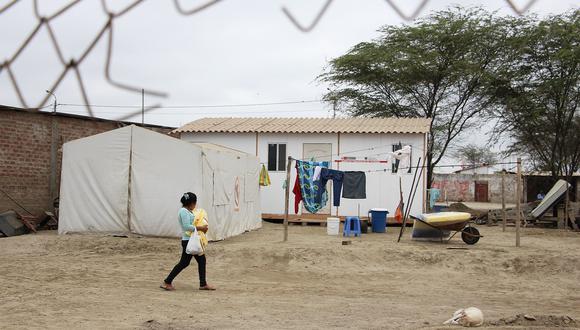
432,171,578,204
0,105,174,214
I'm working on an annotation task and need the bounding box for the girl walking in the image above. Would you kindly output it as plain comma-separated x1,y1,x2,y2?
160,192,215,291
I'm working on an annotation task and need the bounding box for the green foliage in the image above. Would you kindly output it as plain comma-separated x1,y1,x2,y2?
489,10,580,177
321,6,580,181
320,7,506,185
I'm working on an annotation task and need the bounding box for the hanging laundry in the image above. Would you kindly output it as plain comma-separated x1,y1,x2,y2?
296,160,329,214
392,145,412,160
342,171,366,199
317,168,344,207
394,202,403,223
395,177,404,223
259,164,271,186
292,165,302,214
312,166,322,181
429,188,441,208
391,145,412,173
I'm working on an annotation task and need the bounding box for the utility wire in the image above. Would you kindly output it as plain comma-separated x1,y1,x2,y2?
58,100,322,109
40,108,328,116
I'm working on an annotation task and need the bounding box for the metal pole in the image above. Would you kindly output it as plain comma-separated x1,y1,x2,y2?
141,88,144,125
46,90,58,210
398,157,422,243
501,170,506,232
516,158,522,247
283,156,293,242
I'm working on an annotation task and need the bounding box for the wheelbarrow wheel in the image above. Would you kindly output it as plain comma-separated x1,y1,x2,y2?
461,227,480,245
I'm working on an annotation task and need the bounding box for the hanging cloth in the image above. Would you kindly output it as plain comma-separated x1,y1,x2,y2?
317,168,344,207
312,166,322,181
391,145,412,173
292,165,302,214
342,171,366,199
259,164,271,186
296,160,329,214
429,188,441,208
395,177,404,223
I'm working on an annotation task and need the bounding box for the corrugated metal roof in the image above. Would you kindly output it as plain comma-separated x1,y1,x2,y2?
173,117,431,134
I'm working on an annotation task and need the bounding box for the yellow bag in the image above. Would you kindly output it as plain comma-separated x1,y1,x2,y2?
186,208,208,249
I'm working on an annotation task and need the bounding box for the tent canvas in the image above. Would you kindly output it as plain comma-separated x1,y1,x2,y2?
59,125,261,240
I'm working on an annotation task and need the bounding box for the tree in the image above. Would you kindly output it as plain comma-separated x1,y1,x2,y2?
319,7,505,187
454,144,498,169
489,11,580,178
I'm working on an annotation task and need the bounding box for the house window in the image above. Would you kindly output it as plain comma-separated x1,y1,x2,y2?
268,143,287,171
392,143,412,174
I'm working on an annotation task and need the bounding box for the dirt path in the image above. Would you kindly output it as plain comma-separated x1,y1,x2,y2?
1,223,579,329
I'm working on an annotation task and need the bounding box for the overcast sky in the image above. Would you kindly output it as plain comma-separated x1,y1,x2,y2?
1,0,578,129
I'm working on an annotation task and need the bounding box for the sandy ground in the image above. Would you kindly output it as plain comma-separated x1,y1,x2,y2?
1,222,579,330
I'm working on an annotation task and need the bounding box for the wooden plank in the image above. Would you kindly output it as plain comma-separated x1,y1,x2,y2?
283,156,292,242
516,158,522,247
569,213,579,231
502,171,506,231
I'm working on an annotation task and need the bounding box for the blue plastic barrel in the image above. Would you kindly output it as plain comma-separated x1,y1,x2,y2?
368,208,389,233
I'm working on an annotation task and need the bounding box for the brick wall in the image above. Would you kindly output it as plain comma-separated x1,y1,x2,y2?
432,173,519,204
0,109,172,215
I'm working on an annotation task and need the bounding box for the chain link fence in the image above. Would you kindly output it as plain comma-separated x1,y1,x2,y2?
1,0,538,119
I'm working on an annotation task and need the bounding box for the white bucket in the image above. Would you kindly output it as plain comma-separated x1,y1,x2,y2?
327,217,340,236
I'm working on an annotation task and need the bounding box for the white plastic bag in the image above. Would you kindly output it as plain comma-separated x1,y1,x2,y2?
186,228,205,255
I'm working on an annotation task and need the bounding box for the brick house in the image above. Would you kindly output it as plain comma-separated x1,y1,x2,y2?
0,105,174,215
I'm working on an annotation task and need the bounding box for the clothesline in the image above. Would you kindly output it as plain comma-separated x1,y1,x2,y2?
291,142,417,162
288,157,518,171
357,161,520,173
334,159,389,163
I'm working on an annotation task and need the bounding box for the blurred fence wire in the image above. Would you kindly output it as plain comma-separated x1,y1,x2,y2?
282,0,538,32
1,0,538,119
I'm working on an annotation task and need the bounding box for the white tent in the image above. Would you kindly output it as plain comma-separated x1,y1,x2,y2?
58,125,261,240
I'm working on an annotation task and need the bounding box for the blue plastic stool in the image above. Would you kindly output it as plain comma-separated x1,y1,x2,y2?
343,216,361,237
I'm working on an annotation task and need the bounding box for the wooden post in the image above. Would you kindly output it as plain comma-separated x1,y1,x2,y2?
516,158,522,247
501,170,506,232
564,187,569,231
283,156,293,242
49,112,59,210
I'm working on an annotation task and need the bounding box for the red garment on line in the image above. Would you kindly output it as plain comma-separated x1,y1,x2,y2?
292,166,302,214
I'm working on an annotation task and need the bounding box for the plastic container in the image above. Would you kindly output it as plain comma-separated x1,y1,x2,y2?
326,217,340,235
360,219,369,234
368,208,389,233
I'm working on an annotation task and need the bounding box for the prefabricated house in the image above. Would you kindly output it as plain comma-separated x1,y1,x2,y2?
58,125,261,240
173,117,431,221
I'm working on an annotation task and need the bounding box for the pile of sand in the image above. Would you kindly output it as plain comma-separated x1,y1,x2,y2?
1,223,579,329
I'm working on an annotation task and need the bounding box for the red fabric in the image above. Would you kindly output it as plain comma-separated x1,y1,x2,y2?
395,200,404,224
292,167,302,214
